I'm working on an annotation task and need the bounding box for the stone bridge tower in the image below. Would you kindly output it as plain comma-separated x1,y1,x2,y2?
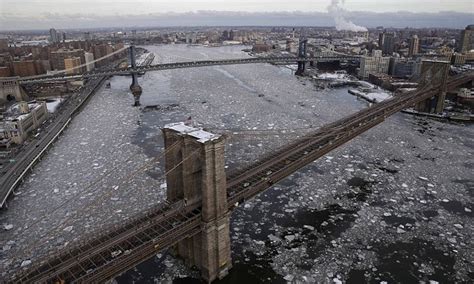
162,123,232,283
0,77,29,105
414,60,450,113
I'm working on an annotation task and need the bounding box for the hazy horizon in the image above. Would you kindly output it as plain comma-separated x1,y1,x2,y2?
0,10,472,32
0,0,473,31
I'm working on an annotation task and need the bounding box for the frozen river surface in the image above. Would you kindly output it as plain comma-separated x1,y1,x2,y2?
1,45,473,283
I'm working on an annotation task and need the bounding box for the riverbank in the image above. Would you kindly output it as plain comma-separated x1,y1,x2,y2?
0,76,107,208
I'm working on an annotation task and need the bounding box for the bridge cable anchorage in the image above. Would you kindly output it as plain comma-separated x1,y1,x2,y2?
19,47,128,82
11,146,203,283
8,140,184,270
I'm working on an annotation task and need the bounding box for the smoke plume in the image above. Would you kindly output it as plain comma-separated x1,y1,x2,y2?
328,0,368,32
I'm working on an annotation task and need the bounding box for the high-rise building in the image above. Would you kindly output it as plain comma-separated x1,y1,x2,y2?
84,32,91,41
84,52,95,72
50,49,85,70
358,51,390,79
459,25,474,53
49,28,59,43
389,58,417,78
12,61,37,77
64,57,81,75
382,32,396,56
409,35,420,57
222,30,229,40
378,33,385,49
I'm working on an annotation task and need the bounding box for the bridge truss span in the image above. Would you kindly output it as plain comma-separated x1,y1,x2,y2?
18,55,360,84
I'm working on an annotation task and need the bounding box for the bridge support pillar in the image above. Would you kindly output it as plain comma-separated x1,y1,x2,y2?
129,45,142,106
163,123,232,283
414,60,450,113
295,38,308,76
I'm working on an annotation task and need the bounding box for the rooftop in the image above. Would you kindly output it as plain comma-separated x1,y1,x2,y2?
165,122,221,143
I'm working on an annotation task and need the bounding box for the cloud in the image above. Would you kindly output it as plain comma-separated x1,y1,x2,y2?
327,0,368,32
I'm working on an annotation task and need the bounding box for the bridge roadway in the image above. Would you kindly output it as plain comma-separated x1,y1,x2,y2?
18,55,360,84
10,73,473,283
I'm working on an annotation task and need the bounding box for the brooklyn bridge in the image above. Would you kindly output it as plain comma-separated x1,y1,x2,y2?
2,45,473,283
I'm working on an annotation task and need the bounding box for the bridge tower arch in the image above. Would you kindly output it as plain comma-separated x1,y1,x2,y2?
0,77,29,105
414,60,450,113
163,123,232,283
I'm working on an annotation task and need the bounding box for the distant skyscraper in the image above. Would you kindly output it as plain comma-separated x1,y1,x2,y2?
84,52,95,72
84,32,91,41
378,32,385,49
382,32,396,56
222,30,229,40
459,25,474,53
49,28,59,43
409,35,420,57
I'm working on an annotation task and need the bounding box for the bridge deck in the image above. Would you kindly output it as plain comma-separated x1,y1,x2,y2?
13,201,201,283
18,55,360,84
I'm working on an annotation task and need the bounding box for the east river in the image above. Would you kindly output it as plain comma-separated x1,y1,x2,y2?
1,45,472,283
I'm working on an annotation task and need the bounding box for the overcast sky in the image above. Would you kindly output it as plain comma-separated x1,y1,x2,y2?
0,0,473,30
1,0,473,15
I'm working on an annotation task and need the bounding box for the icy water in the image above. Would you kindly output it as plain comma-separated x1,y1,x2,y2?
0,45,472,283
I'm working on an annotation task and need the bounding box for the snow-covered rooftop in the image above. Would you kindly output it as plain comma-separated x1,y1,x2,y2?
165,122,221,143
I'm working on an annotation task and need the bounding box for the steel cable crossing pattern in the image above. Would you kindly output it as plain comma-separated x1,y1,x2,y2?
7,140,184,271
10,147,203,283
9,72,474,283
224,73,473,205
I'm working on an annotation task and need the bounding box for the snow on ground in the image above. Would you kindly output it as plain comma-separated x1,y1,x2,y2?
45,98,63,113
316,72,348,80
349,89,392,103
